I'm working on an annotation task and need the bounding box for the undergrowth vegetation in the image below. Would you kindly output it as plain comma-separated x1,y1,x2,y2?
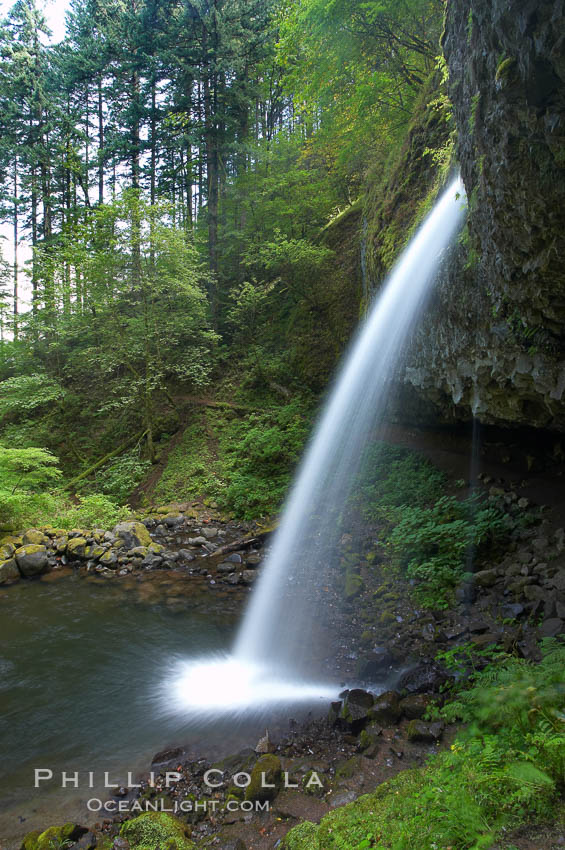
284,640,565,850
0,445,130,530
354,441,517,607
154,400,312,518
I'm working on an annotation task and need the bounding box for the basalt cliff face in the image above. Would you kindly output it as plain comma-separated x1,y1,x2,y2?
365,0,565,429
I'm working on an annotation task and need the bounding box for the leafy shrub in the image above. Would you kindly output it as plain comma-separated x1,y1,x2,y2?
387,494,508,607
51,494,130,529
90,449,152,503
216,400,310,518
355,442,446,519
0,445,63,530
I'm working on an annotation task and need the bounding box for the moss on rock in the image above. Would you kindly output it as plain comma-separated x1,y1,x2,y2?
120,812,195,850
20,822,87,850
244,754,282,803
67,537,88,558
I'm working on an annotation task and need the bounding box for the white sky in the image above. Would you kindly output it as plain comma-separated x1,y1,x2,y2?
0,0,70,43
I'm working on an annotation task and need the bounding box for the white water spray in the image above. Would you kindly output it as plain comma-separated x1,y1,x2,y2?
164,177,466,712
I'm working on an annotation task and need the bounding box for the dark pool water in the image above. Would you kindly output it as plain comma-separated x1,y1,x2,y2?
0,572,251,846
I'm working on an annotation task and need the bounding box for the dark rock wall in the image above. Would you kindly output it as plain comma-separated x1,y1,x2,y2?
398,0,565,429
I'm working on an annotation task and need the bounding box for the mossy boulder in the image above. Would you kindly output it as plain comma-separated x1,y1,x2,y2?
67,537,88,559
22,528,48,546
244,753,282,803
20,822,87,850
0,557,20,584
112,521,152,549
15,544,48,576
2,534,23,547
55,536,68,554
99,550,118,567
120,812,195,850
0,542,16,559
84,544,105,560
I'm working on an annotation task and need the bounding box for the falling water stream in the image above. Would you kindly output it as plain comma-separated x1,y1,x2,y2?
165,176,467,711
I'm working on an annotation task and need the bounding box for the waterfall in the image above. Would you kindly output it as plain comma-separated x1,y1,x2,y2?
163,177,466,714
234,176,466,674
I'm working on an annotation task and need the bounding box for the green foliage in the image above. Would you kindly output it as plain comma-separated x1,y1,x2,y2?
0,445,62,493
283,642,565,850
387,494,508,606
155,401,312,519
51,494,130,530
0,445,62,529
355,441,446,520
215,400,311,518
0,375,64,418
153,421,215,506
89,449,152,503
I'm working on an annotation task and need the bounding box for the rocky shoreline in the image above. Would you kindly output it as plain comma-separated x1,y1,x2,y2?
0,506,269,591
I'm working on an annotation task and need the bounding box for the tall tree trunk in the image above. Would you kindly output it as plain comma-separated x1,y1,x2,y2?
98,76,104,205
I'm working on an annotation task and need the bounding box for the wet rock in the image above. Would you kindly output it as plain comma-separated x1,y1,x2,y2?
202,527,218,539
470,632,498,648
188,536,207,546
240,570,258,584
0,542,16,560
273,790,328,823
164,514,184,527
329,789,357,807
399,693,429,720
405,720,444,743
354,647,394,680
455,583,476,603
358,724,382,758
340,689,374,731
500,602,524,620
113,521,153,549
218,561,237,573
368,690,401,725
15,544,48,576
0,558,20,584
397,663,446,694
178,549,196,562
151,746,185,765
245,554,262,567
225,553,243,564
473,568,498,588
75,831,99,849
328,700,342,725
128,546,149,559
539,618,564,638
